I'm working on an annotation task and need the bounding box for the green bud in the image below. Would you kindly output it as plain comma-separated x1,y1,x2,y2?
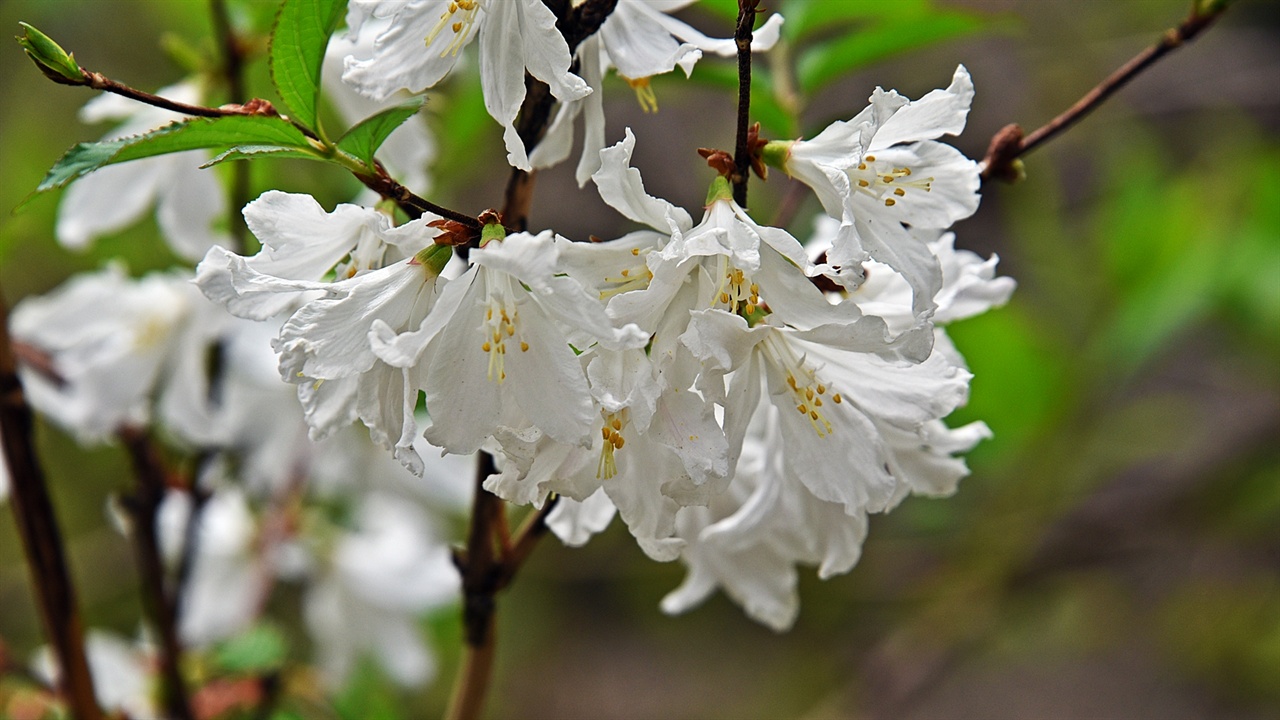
760,140,793,171
705,175,734,206
1195,0,1231,16
16,22,84,85
414,242,453,276
480,221,506,247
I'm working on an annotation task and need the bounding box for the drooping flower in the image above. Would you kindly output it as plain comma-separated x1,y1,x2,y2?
767,65,980,315
341,0,592,170
372,226,650,456
660,214,1014,630
56,81,229,262
195,193,452,471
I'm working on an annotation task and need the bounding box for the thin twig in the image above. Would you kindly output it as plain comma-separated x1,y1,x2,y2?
981,1,1229,182
45,61,480,230
118,427,194,720
0,287,103,720
732,0,760,207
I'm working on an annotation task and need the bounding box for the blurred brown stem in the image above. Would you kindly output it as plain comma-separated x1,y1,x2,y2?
118,427,194,720
981,1,1228,182
0,287,103,720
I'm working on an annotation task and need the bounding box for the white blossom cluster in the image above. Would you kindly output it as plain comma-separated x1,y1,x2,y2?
11,2,1012,709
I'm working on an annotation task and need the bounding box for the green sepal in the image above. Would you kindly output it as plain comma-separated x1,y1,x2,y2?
24,115,315,206
413,242,453,276
706,175,734,206
480,222,506,247
336,96,427,170
269,0,348,133
16,22,84,85
761,140,793,171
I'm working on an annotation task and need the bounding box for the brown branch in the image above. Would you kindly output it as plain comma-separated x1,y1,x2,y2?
732,0,760,207
500,0,619,230
981,1,1229,183
39,61,483,231
0,287,103,720
118,427,194,720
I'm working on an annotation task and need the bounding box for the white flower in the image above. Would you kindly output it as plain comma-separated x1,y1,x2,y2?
484,345,728,561
197,190,432,321
341,0,592,170
273,246,452,472
32,631,158,720
662,402,869,631
775,65,980,315
660,216,1014,630
57,81,228,262
158,487,262,647
372,228,649,456
533,2,785,184
11,266,229,442
196,196,451,472
304,492,458,688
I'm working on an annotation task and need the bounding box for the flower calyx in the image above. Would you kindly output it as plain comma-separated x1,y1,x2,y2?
428,218,480,247
478,209,506,247
746,122,769,181
698,147,736,179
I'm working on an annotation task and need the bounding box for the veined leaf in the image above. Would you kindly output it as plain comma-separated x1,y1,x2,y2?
797,12,986,95
336,96,426,169
269,0,347,132
202,145,327,167
28,115,315,199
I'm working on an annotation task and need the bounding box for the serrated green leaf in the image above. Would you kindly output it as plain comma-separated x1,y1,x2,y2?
270,0,347,132
336,96,426,169
202,145,327,167
27,115,314,201
213,624,288,673
796,13,985,94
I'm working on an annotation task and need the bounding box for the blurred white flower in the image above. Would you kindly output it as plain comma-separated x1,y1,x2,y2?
57,80,228,262
32,631,158,720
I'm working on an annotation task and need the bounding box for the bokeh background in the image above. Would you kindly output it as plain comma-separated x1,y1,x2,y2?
1,0,1277,718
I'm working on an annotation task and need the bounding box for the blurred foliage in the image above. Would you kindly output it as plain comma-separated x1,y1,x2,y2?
1,0,1278,718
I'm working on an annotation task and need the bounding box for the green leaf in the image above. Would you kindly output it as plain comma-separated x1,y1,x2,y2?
213,624,288,673
202,145,328,167
796,12,986,94
335,96,426,169
269,0,347,132
27,115,315,200
16,21,84,84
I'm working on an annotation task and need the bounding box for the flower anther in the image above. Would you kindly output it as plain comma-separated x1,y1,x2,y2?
425,0,482,58
760,333,838,438
848,154,934,208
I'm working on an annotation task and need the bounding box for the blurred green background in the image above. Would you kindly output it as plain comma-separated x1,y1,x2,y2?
1,0,1277,718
